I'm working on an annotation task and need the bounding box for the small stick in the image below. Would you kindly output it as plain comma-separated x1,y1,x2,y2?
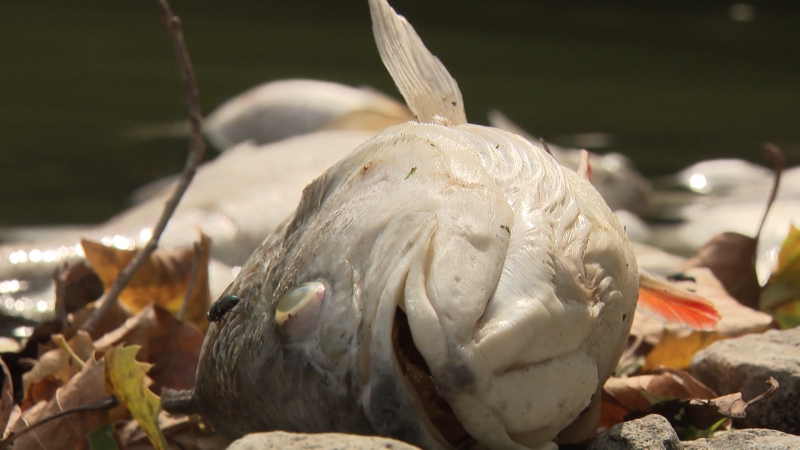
177,241,201,321
81,0,206,334
755,142,784,244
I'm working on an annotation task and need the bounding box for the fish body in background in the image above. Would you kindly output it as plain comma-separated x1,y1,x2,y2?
189,1,715,449
487,110,653,217
203,78,413,151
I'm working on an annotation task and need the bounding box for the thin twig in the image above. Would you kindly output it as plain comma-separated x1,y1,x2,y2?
755,142,784,244
177,241,201,321
81,0,206,334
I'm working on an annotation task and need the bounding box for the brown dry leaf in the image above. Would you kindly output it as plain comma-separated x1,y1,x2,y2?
689,376,779,419
95,304,203,393
80,233,211,330
678,232,761,309
12,356,117,450
20,332,94,410
603,368,717,414
0,359,13,436
52,259,104,320
602,368,720,429
65,298,133,342
626,377,779,433
630,268,773,371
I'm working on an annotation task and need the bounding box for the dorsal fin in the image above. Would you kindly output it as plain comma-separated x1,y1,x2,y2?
369,0,467,126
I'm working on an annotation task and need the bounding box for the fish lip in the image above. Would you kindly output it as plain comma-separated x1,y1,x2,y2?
390,307,475,449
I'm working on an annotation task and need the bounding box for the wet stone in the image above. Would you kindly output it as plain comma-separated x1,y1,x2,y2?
227,431,423,450
682,428,800,450
588,414,681,450
690,327,800,434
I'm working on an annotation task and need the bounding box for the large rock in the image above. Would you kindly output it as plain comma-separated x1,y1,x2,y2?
690,327,800,434
682,429,800,450
227,431,422,450
589,414,681,450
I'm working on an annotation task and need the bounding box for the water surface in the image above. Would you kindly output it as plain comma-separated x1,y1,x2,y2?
1,1,798,226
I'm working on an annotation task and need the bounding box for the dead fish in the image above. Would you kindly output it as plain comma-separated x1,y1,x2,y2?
205,79,413,151
0,130,377,280
171,1,718,449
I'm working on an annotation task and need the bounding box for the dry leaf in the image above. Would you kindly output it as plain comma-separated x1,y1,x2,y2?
678,232,761,309
604,369,717,411
65,298,133,341
627,377,779,433
104,345,169,450
95,305,203,393
80,234,211,331
52,259,104,320
642,332,724,372
20,332,94,410
601,368,717,428
12,356,114,450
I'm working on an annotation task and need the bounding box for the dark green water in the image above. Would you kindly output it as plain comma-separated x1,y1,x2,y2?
1,1,798,226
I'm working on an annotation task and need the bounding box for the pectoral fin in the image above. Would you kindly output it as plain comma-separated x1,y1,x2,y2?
637,270,720,330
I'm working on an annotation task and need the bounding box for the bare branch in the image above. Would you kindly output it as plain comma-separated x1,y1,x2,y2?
81,0,206,334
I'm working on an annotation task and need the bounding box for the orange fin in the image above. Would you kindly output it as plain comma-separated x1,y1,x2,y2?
637,270,721,331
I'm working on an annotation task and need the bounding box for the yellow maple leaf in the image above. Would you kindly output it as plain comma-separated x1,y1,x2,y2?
104,344,168,450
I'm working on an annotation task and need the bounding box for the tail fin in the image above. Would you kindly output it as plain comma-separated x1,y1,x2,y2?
369,0,466,126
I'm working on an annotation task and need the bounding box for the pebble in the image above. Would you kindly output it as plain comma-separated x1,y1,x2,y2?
690,327,800,434
226,431,423,450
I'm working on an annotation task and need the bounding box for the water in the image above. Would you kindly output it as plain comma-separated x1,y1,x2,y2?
1,1,798,227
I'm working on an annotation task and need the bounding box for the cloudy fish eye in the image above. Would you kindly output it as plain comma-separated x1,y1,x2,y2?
275,281,326,343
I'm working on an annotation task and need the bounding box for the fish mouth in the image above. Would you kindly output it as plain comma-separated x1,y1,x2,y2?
392,307,475,448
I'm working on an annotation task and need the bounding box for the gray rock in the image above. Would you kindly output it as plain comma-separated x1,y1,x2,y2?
682,429,800,450
690,327,800,434
589,414,681,450
226,431,423,450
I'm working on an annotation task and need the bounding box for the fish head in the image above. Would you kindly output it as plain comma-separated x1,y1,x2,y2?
193,0,639,449
194,120,639,449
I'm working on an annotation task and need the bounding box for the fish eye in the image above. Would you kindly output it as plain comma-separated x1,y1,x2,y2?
274,281,326,343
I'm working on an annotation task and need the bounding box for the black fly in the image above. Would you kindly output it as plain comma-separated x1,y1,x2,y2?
207,294,240,325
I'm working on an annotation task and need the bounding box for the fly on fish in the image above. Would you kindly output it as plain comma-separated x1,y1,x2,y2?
167,1,719,449
206,294,239,325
